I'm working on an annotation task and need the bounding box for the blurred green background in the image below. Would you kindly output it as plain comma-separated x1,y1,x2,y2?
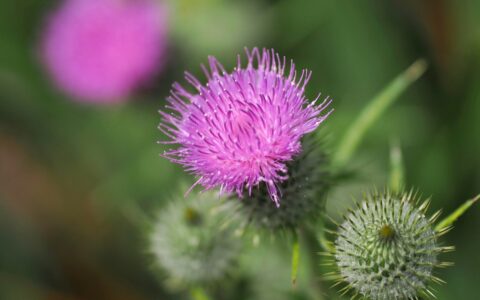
0,0,479,299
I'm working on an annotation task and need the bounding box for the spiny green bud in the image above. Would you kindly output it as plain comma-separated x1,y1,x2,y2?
238,137,331,230
333,191,451,300
149,190,241,284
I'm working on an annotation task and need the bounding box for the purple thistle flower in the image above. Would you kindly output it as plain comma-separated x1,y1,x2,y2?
159,48,332,207
41,0,168,104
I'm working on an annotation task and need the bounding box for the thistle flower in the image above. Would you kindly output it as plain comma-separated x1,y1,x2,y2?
159,48,332,206
238,136,331,230
41,0,168,103
149,190,240,284
332,191,452,300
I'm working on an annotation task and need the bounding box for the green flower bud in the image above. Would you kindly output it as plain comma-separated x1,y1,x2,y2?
149,190,241,284
238,137,331,230
333,191,451,300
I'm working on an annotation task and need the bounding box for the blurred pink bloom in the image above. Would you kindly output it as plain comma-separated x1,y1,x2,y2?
41,0,168,104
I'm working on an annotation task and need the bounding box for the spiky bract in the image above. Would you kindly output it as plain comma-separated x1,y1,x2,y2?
149,190,240,283
333,191,449,300
238,137,331,230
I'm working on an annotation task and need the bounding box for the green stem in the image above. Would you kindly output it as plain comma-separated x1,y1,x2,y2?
190,286,211,300
300,228,327,300
291,232,300,288
389,141,405,193
317,217,335,254
333,59,428,169
435,194,480,232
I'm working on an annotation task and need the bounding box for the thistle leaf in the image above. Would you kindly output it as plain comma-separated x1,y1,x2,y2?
333,59,428,168
389,141,405,193
435,194,480,232
291,233,300,288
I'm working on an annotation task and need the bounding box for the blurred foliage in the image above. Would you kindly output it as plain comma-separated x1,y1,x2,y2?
0,0,479,299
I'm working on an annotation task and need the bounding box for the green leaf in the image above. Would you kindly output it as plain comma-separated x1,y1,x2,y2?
291,233,300,288
333,59,428,168
389,141,405,193
435,194,480,232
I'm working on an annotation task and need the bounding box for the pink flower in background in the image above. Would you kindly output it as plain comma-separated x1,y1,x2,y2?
159,48,332,206
41,0,168,104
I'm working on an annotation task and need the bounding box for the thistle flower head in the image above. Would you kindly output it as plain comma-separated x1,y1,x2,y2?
333,191,450,300
41,0,168,103
149,190,240,284
159,48,332,206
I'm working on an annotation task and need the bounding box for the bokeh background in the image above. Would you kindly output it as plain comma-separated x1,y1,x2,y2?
1,0,479,299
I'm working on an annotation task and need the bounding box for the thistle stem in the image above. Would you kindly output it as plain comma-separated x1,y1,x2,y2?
333,59,428,169
300,228,328,300
435,194,480,232
190,286,211,300
317,217,335,253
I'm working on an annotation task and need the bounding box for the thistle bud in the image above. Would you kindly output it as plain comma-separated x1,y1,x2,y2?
149,190,240,284
333,191,450,300
238,137,331,230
